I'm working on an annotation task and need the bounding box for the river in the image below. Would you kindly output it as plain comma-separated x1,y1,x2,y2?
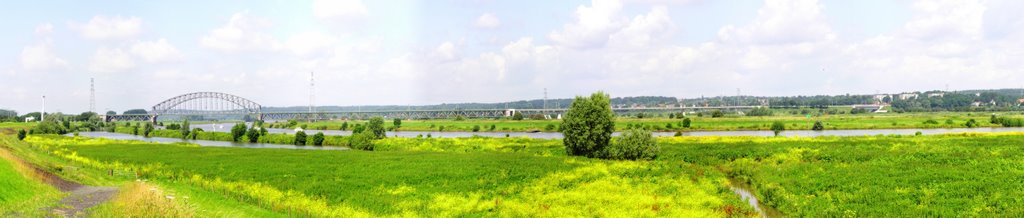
71,132,349,150
187,123,1024,139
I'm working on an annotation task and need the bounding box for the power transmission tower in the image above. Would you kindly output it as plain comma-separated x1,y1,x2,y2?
89,78,96,113
543,88,547,115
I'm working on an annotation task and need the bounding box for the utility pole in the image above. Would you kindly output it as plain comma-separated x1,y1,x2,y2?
90,78,96,113
41,95,45,122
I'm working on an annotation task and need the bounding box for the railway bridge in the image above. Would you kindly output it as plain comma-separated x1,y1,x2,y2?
104,92,760,123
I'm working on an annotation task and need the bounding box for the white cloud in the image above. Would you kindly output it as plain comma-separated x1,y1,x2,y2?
34,23,53,35
717,0,834,45
200,11,281,52
88,47,135,73
19,41,68,71
313,0,369,25
474,13,501,29
130,39,183,63
285,31,338,56
608,6,674,49
902,0,984,41
548,0,625,49
70,15,142,40
433,41,459,62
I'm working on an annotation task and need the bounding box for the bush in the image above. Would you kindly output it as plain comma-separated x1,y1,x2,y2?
602,129,658,160
352,124,365,134
674,131,682,136
349,131,376,150
189,128,203,140
489,124,496,131
561,91,615,158
367,117,386,139
17,129,26,140
711,110,724,118
682,117,691,128
923,119,940,125
991,114,999,124
312,132,325,146
544,124,556,131
511,112,523,121
746,107,772,116
340,122,349,131
230,123,247,142
472,125,481,132
294,131,307,145
246,127,260,143
454,115,465,121
770,121,785,136
965,119,979,128
393,118,402,129
812,121,825,131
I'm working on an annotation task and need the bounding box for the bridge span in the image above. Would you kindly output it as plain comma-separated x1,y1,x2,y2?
103,92,760,123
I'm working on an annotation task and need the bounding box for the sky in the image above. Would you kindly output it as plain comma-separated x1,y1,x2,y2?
3,0,1024,114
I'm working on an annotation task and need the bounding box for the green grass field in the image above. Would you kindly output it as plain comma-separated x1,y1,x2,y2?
7,115,1024,217
20,135,753,217
285,112,1017,132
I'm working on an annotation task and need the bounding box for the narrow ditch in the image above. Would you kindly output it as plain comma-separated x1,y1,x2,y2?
728,178,784,218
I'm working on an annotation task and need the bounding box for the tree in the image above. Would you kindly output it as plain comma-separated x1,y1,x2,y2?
669,113,675,119
682,117,692,128
312,132,325,146
17,129,26,141
230,123,247,142
180,119,191,139
602,129,658,160
33,113,68,134
812,121,825,131
143,122,154,137
561,91,615,158
771,121,785,136
294,131,307,145
246,126,260,143
991,114,1000,124
512,111,524,121
340,122,349,131
367,117,386,139
132,126,139,135
76,112,99,121
393,118,402,130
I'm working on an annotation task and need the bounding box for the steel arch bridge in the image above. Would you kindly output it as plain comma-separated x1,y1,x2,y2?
105,92,263,123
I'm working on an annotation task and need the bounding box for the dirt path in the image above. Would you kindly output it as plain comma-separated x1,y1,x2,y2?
1,147,118,217
50,186,119,217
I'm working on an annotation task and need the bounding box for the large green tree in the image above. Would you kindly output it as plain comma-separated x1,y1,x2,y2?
561,91,615,157
367,117,386,139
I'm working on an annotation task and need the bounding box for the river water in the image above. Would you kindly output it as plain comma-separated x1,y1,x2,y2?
72,132,348,150
188,123,1024,139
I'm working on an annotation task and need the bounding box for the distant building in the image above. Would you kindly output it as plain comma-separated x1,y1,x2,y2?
1018,98,1024,105
972,102,983,107
24,117,35,122
927,92,945,98
898,93,919,100
873,94,889,103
